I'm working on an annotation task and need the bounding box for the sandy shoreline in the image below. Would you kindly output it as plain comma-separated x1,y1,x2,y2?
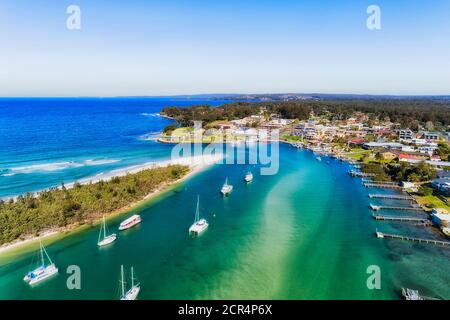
0,153,223,256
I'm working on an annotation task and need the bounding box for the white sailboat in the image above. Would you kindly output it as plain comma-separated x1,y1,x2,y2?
189,195,209,235
244,172,253,183
97,216,117,247
23,241,58,285
120,265,140,300
220,177,233,195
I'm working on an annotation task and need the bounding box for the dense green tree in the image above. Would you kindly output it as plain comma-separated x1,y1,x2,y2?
0,165,189,245
162,99,450,128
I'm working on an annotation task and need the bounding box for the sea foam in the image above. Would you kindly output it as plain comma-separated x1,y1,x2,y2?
1,159,120,176
140,112,161,117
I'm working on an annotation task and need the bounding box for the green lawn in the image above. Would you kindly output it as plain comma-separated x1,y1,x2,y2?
342,148,371,161
414,194,450,211
282,135,303,142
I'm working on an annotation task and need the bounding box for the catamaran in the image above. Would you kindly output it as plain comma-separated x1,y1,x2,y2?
244,172,253,183
402,288,423,300
189,195,209,235
119,214,141,231
23,241,58,285
97,216,117,247
220,177,233,195
120,265,140,300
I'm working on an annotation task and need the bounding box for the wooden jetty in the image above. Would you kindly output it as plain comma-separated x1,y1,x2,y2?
372,214,429,223
363,183,402,190
369,204,424,212
375,231,450,247
363,181,398,186
368,194,412,200
349,171,376,177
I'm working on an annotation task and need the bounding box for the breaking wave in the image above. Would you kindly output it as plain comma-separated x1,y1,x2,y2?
0,159,120,176
140,112,161,117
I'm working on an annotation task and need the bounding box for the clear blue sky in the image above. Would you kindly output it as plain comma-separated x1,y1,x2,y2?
1,0,449,96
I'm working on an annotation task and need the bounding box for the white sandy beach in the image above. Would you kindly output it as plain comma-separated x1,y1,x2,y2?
63,153,224,188
0,153,223,255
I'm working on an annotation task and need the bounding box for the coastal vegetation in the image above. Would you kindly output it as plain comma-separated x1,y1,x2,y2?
163,124,178,135
437,142,450,161
361,159,437,183
385,161,437,183
0,165,190,245
281,135,303,143
162,100,450,129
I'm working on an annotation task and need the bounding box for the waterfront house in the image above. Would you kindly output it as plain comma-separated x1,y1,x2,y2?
398,153,427,163
399,129,414,140
431,211,450,227
402,181,416,189
430,155,441,162
376,128,392,138
348,138,366,147
259,122,283,133
363,142,404,150
401,145,415,153
431,178,450,195
417,142,438,153
380,150,398,160
269,118,292,126
216,122,235,130
410,138,428,145
425,160,450,168
422,131,440,141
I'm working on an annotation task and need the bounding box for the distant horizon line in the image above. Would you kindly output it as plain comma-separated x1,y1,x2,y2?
1,92,450,99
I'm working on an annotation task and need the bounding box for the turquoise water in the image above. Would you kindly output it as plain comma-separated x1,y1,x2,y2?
1,145,448,299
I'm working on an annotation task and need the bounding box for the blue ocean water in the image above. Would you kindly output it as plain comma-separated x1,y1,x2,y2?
0,98,228,198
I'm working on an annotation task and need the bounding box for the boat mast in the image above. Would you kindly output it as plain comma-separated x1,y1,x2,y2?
39,241,45,266
195,195,200,223
120,265,125,297
41,242,53,265
98,219,103,243
103,216,106,239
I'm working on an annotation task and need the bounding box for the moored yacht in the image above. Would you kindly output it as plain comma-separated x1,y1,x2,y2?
120,265,140,300
97,216,117,247
244,172,253,183
119,214,141,231
221,177,233,195
23,241,58,285
189,195,209,235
